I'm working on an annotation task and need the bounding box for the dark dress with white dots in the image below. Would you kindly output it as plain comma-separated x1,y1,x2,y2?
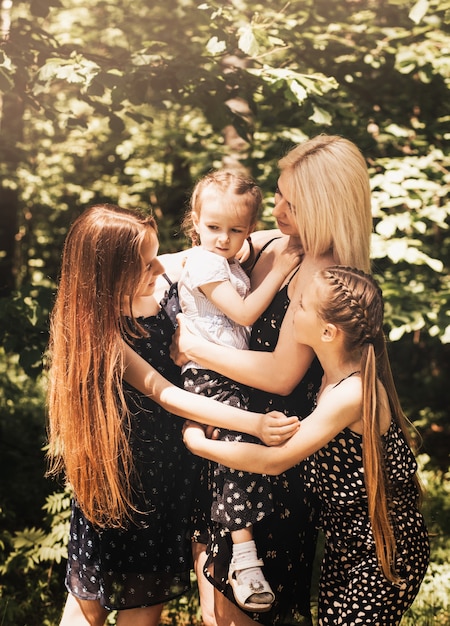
65,284,198,610
304,418,429,625
203,240,323,626
183,369,274,530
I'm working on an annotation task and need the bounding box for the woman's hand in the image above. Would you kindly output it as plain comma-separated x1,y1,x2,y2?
257,411,300,446
170,313,203,366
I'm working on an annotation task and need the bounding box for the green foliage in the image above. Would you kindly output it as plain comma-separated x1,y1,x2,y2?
0,491,70,576
0,491,69,625
0,568,65,626
3,0,448,339
0,284,54,377
370,149,450,342
0,293,51,535
402,457,450,625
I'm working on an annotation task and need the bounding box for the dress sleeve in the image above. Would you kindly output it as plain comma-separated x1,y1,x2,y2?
185,249,231,290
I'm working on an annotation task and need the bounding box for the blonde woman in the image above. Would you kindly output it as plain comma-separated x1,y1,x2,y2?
132,135,375,626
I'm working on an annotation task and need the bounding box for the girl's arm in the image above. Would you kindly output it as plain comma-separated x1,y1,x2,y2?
122,342,299,445
200,244,300,327
183,377,363,474
171,302,315,395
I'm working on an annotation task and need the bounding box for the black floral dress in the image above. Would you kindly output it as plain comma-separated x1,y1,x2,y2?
65,286,198,610
202,244,323,626
305,420,429,625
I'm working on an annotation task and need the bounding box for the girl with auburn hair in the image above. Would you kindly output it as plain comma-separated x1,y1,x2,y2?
183,266,430,625
46,204,299,626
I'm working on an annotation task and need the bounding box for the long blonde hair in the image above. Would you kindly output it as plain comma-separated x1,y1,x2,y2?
316,266,422,583
279,135,372,272
46,204,158,528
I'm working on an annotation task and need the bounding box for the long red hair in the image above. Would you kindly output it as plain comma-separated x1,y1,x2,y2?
46,204,157,527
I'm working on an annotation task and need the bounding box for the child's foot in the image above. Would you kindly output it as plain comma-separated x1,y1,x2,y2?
228,557,275,613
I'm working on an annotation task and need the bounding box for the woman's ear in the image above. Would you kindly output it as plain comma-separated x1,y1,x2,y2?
321,323,338,343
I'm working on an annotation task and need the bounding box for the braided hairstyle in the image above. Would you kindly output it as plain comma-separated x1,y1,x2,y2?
316,266,422,583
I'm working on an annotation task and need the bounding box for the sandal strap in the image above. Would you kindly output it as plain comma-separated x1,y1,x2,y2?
229,556,265,577
228,560,275,612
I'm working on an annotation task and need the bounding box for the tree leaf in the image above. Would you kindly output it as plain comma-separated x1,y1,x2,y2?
409,0,429,24
238,25,259,56
206,36,226,55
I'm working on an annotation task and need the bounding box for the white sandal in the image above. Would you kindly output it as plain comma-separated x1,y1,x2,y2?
228,556,275,613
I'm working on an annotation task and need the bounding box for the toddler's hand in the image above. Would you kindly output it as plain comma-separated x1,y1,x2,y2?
274,243,304,277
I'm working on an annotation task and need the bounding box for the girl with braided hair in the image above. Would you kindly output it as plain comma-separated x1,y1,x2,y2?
183,266,429,625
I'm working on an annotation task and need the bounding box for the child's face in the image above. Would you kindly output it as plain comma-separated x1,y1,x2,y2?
293,279,321,347
135,230,164,297
193,193,254,261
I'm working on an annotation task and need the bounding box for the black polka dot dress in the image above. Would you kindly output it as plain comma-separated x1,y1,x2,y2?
65,291,199,610
182,369,274,530
304,421,429,625
203,275,323,626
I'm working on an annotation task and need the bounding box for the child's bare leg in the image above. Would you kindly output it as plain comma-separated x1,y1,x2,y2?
214,587,258,626
231,527,253,545
115,604,163,626
59,590,163,626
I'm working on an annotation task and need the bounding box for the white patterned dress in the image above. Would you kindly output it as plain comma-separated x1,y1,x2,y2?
179,246,273,532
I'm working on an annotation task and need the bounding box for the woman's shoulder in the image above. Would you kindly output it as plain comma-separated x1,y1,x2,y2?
250,229,283,254
154,249,193,301
239,229,286,275
158,249,193,281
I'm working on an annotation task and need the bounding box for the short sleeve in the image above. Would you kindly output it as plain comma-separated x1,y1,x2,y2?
184,248,231,290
